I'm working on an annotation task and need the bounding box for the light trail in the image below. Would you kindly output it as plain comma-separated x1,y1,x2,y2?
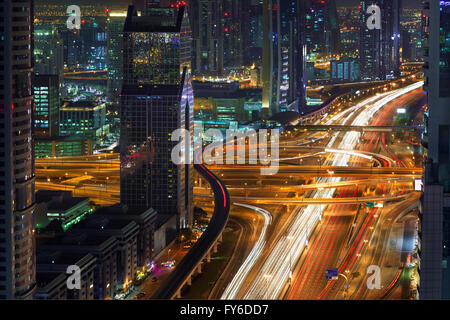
239,81,423,299
221,203,272,299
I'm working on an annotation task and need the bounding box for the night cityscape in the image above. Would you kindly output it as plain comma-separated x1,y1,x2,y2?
0,0,449,311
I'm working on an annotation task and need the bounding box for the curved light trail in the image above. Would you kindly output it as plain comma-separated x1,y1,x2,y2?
239,81,423,299
221,203,272,299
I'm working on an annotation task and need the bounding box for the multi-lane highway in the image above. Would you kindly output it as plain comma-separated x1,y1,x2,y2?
215,81,423,299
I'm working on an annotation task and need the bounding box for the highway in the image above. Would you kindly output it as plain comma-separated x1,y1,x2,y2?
32,79,423,301
152,148,230,299
219,81,423,299
285,83,424,300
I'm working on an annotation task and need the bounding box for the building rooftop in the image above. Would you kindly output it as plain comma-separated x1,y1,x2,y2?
61,100,105,111
47,197,89,212
121,84,181,96
123,5,184,33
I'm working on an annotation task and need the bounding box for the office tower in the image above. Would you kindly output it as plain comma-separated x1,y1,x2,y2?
0,0,36,299
80,21,107,70
107,10,127,105
61,30,83,71
222,0,244,70
33,75,60,137
421,0,450,299
121,5,194,229
262,0,306,116
243,0,263,66
33,24,64,79
59,101,107,140
304,0,341,58
190,0,224,76
359,0,402,80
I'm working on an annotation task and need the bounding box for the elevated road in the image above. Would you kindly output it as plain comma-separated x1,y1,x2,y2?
152,148,230,299
292,125,421,132
211,165,422,178
194,192,411,205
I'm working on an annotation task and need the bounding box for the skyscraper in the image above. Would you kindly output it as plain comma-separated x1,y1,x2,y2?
262,0,306,116
0,0,36,299
107,10,127,105
33,75,60,137
190,0,224,76
304,0,341,58
33,23,64,79
421,0,450,299
359,0,402,80
120,5,194,228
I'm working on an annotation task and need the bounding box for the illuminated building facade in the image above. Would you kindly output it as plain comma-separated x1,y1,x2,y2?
262,0,306,116
359,0,402,80
0,0,36,299
33,24,64,79
421,0,450,299
190,0,224,76
107,10,127,105
59,101,107,139
33,75,60,137
121,5,194,228
304,0,341,59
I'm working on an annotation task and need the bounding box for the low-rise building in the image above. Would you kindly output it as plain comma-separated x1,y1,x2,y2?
35,190,93,232
37,233,119,300
34,135,93,158
36,251,96,300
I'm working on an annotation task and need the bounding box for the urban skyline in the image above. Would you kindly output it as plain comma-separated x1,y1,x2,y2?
0,0,447,309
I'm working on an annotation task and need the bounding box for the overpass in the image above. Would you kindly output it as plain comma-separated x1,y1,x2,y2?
293,125,422,133
194,192,412,205
152,148,230,299
210,165,423,178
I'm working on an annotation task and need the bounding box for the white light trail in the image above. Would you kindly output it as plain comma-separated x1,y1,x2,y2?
238,81,423,299
221,203,272,299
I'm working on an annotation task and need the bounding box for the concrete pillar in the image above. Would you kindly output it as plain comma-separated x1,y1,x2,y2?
175,290,181,299
206,252,211,263
187,276,192,286
197,264,202,274
213,242,218,254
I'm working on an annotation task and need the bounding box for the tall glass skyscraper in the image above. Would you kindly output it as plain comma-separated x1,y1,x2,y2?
421,0,450,299
107,10,127,105
120,5,194,229
262,0,306,116
0,0,36,299
359,0,402,80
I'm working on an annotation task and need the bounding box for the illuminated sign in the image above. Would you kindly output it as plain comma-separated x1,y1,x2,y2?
414,179,423,191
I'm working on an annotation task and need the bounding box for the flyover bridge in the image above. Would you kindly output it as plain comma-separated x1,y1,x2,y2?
293,125,423,133
152,149,230,299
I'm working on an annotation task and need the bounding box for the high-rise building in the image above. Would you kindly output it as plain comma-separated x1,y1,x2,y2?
0,0,36,299
359,0,402,80
120,5,194,228
107,10,128,105
262,0,306,116
421,0,450,299
304,0,341,59
242,0,263,66
33,24,64,79
33,75,60,137
190,0,224,76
